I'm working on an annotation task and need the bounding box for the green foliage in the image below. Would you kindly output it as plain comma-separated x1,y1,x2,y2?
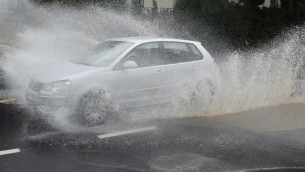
174,0,305,50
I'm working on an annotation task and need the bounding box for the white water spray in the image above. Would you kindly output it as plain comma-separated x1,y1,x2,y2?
1,0,305,130
208,31,305,115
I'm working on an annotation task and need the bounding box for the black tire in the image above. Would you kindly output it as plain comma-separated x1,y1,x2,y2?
74,89,119,127
188,80,213,104
171,80,214,116
198,80,216,104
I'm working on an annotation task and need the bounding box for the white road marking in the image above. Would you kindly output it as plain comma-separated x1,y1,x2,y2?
98,126,157,139
0,148,20,156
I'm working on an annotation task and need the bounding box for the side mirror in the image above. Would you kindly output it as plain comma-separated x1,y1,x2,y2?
123,61,138,69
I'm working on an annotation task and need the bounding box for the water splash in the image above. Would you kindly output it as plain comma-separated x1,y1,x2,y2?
0,0,165,131
209,30,305,115
1,0,305,128
2,0,162,89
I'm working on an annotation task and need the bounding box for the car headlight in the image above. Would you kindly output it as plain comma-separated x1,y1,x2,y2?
41,80,71,94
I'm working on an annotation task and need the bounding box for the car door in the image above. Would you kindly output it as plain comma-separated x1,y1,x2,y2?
161,41,206,97
115,42,168,109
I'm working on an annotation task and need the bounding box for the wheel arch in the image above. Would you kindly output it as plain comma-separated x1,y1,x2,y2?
76,86,112,104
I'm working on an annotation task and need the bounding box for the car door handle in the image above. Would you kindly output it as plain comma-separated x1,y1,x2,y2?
156,70,164,74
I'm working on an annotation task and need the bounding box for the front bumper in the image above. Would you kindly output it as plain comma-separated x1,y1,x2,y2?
25,90,68,107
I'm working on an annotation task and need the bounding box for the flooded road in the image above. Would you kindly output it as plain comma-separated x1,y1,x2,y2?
1,1,305,171
1,103,305,172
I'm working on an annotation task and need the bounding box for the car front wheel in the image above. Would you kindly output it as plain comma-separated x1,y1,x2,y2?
74,89,119,127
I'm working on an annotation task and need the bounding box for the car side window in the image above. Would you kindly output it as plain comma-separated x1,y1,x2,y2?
163,42,203,64
188,43,204,60
119,42,162,68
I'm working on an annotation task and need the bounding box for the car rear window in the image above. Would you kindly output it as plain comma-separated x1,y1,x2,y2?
188,43,203,60
162,42,203,64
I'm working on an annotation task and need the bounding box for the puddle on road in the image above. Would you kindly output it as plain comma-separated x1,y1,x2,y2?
149,152,238,172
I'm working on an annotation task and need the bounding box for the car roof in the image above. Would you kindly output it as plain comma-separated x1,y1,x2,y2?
108,37,200,44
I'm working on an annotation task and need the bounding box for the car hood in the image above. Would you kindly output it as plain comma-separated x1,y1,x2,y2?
33,62,102,83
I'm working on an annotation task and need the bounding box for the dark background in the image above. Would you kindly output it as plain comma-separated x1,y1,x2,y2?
29,0,305,55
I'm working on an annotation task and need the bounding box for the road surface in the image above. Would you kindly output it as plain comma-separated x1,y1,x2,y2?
1,103,305,172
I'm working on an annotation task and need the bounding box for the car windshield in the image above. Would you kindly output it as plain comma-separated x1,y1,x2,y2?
73,41,133,67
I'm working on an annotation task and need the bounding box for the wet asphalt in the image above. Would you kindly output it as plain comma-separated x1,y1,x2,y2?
1,103,305,172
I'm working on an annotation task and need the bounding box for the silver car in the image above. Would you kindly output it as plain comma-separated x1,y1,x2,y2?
26,37,217,126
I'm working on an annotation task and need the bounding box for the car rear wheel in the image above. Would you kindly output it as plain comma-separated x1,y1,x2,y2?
171,80,214,116
191,80,215,104
74,89,119,127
